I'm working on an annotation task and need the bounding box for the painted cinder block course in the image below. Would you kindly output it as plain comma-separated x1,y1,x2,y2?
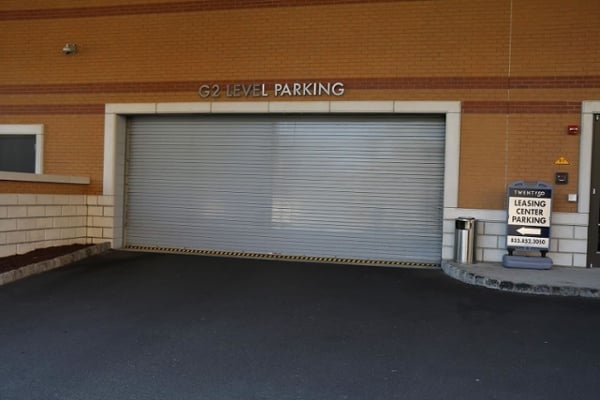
0,194,115,257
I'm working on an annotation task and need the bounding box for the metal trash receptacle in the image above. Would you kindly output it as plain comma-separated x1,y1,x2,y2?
454,217,476,264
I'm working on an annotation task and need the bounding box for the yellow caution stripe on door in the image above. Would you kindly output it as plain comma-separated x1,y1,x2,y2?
124,245,439,269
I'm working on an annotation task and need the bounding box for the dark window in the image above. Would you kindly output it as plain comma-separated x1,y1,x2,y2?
0,135,36,173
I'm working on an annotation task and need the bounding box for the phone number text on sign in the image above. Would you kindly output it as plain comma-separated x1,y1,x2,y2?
507,236,549,248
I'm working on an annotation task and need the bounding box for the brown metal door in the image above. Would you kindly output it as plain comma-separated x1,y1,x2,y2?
588,114,600,267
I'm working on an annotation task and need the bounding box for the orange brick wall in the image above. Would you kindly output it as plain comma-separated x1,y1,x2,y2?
459,114,508,209
0,1,510,83
510,0,600,77
0,114,104,194
1,0,599,212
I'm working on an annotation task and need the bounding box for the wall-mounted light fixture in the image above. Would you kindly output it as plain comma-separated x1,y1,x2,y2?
62,43,78,55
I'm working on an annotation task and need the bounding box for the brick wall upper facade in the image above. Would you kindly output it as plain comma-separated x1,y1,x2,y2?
1,0,599,212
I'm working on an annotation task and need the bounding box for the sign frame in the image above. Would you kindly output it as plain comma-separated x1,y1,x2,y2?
506,181,553,255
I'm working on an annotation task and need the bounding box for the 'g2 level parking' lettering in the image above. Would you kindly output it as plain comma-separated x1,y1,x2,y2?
199,82,345,98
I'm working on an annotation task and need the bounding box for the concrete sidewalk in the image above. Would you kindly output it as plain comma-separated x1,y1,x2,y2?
442,260,600,298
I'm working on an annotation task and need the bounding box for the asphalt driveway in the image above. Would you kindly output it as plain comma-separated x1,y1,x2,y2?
0,251,599,400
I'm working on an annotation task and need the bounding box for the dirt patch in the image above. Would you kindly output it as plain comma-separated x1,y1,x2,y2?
0,244,93,274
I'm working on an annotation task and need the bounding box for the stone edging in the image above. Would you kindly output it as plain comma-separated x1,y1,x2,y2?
441,261,600,298
0,242,111,287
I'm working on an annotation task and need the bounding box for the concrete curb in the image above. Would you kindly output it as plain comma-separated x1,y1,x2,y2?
441,261,600,298
0,242,111,287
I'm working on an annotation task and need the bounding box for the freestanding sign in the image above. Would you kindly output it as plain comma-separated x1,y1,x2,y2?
506,181,553,256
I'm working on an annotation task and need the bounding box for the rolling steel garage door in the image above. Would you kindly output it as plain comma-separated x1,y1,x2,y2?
125,114,445,265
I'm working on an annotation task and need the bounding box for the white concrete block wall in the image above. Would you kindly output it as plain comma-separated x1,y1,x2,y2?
0,194,591,268
0,194,114,258
86,195,115,245
443,208,589,267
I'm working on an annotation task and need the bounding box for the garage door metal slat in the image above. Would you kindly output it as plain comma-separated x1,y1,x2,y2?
126,114,445,264
126,229,443,246
126,179,443,192
127,175,444,189
127,194,443,214
126,227,441,254
124,213,443,231
126,224,444,240
126,213,442,227
127,200,442,214
127,194,443,211
126,212,444,232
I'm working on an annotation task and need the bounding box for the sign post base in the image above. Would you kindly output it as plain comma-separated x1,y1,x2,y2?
503,254,553,270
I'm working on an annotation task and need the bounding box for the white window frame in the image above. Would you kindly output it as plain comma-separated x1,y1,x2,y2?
0,124,44,174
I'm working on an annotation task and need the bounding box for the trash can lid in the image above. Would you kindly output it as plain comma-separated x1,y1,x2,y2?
455,217,476,229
